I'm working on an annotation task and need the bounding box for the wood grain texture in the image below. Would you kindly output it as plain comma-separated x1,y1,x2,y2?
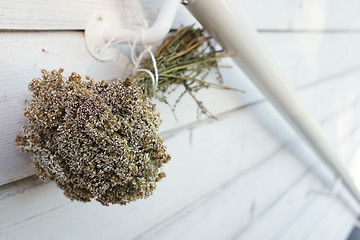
0,176,42,201
340,125,360,189
278,195,355,240
238,0,360,31
1,0,360,31
233,174,333,240
0,104,287,238
304,198,355,240
257,32,360,89
0,100,354,240
278,195,339,240
135,160,310,240
1,31,360,187
1,0,360,238
0,0,196,30
0,31,127,185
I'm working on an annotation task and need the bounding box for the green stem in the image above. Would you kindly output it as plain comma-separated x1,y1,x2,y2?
159,74,246,93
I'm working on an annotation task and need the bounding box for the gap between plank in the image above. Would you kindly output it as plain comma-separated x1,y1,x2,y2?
132,143,305,240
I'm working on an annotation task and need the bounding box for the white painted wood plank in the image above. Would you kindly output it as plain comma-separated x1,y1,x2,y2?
239,178,355,240
338,127,360,188
277,196,337,240
316,97,360,188
2,31,360,187
328,100,360,165
321,98,360,148
0,31,129,185
0,0,196,30
305,198,355,240
0,64,353,187
0,147,310,240
0,97,352,239
236,0,360,31
0,176,41,200
0,2,359,239
319,208,355,240
136,158,310,240
238,176,321,240
0,99,324,239
0,102,281,230
261,32,360,89
0,85,356,239
298,72,360,138
0,29,252,186
2,0,360,31
278,195,355,240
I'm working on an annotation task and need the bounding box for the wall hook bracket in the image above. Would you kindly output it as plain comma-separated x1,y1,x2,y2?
85,0,180,61
85,11,124,61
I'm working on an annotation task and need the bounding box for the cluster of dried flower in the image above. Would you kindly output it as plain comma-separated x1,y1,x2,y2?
16,69,170,206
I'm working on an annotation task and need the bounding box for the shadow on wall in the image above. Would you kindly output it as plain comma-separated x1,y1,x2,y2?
348,218,360,240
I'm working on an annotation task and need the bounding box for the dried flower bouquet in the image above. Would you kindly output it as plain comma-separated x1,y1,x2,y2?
15,26,242,206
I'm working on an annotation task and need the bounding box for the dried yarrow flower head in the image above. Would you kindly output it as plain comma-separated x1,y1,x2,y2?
16,27,243,206
16,69,170,205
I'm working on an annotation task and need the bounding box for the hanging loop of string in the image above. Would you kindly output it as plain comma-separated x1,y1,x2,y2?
103,34,159,96
138,46,159,95
99,0,159,96
128,38,159,95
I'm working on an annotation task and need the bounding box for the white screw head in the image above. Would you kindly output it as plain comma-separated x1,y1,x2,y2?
181,0,194,5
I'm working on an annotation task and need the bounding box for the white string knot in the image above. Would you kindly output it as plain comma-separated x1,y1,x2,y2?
132,45,159,95
98,0,159,96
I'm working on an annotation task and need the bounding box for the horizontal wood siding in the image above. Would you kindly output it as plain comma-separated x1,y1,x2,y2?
1,0,360,31
0,0,359,239
2,32,360,186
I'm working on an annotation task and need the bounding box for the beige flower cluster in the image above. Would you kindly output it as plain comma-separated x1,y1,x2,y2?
16,69,170,206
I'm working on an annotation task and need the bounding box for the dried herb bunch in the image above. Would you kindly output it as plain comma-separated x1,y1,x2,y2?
16,26,240,205
133,26,242,117
16,69,170,205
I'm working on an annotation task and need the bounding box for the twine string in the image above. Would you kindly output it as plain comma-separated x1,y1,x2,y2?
101,0,159,95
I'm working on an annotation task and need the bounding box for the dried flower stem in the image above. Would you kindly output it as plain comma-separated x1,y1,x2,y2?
131,26,244,117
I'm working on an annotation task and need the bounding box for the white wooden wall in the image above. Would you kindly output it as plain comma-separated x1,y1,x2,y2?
1,0,360,239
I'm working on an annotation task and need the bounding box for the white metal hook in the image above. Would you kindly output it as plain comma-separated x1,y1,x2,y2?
85,0,180,61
